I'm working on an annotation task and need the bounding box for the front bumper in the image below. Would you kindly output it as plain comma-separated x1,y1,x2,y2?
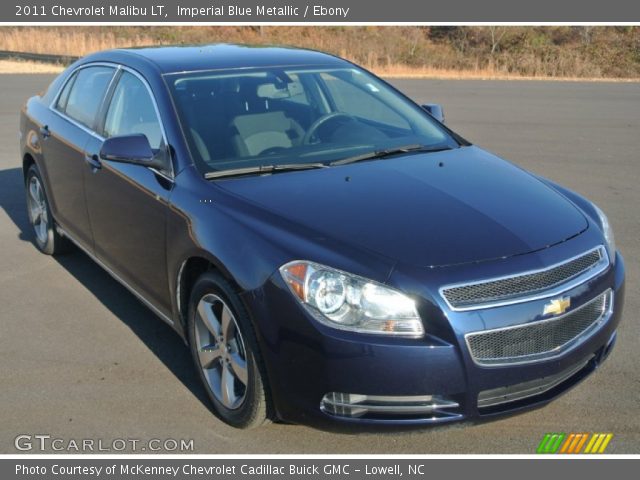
246,251,625,426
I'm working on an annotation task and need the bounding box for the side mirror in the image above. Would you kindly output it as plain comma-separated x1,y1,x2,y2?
422,104,445,123
100,134,167,171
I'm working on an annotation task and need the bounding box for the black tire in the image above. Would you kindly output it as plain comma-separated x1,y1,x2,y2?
187,271,270,429
25,163,73,255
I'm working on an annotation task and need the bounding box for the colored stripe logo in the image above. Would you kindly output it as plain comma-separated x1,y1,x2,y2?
537,433,613,454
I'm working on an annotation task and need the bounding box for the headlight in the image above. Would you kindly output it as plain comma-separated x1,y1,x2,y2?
279,261,424,337
593,204,616,264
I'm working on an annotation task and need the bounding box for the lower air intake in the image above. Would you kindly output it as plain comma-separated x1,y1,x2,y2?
320,392,461,421
478,355,593,409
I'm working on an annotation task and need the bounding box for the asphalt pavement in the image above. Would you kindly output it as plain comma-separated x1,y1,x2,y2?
0,75,638,453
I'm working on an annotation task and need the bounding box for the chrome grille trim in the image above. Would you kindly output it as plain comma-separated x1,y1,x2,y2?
320,392,461,420
478,355,592,408
466,289,612,366
440,246,608,311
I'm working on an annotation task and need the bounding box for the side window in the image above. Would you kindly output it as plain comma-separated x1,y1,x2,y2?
320,73,410,130
55,72,76,113
104,71,163,150
62,66,114,129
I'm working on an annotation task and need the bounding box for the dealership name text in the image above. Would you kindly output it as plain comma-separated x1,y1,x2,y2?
16,463,412,476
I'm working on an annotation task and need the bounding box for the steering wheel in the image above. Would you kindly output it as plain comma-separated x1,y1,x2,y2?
302,112,355,145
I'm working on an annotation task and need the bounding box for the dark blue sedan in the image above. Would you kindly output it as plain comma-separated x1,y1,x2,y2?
19,44,625,428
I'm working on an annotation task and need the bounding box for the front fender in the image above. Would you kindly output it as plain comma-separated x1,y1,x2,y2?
164,166,396,335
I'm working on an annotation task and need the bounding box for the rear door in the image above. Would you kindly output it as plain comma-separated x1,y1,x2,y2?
44,65,116,249
83,69,174,313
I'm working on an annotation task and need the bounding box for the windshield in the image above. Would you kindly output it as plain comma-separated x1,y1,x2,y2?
166,65,460,174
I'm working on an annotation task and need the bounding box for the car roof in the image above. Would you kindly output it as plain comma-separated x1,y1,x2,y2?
83,43,349,75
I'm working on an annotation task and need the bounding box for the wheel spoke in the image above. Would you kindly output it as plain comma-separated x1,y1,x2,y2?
29,180,39,203
32,208,42,224
229,352,248,386
197,299,221,339
220,305,234,340
36,182,45,208
220,362,237,408
198,344,223,369
36,221,46,241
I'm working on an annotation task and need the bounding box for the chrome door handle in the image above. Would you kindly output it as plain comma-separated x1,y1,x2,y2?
84,154,102,170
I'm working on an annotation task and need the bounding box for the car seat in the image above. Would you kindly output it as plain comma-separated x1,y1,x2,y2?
228,80,305,157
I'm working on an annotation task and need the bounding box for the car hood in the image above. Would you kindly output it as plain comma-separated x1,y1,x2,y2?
216,146,588,267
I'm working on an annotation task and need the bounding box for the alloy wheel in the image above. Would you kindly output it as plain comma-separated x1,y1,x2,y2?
27,175,48,244
194,293,249,410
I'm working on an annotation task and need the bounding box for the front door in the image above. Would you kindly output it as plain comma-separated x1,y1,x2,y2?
83,70,174,314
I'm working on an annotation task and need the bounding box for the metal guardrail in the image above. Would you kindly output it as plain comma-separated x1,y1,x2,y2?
0,50,78,65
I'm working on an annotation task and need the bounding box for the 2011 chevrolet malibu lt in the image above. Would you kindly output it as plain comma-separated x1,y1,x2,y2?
20,44,625,428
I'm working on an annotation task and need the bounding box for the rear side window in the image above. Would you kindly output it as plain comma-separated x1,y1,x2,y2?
59,66,114,129
55,72,76,112
103,71,163,150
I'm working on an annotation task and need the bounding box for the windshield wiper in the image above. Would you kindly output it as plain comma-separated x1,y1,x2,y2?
204,162,328,180
204,144,452,179
329,144,452,166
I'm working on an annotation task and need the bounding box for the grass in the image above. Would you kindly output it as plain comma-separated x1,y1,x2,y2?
0,26,638,80
375,64,640,82
3,60,638,81
0,28,155,56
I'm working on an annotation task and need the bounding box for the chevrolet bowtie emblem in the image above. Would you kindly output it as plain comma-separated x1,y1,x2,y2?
543,297,571,316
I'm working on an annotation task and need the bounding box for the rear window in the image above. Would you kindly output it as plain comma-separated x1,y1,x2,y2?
58,66,114,129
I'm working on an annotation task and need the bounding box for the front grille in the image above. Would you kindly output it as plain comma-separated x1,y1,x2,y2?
441,247,606,310
466,290,611,365
478,355,593,409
